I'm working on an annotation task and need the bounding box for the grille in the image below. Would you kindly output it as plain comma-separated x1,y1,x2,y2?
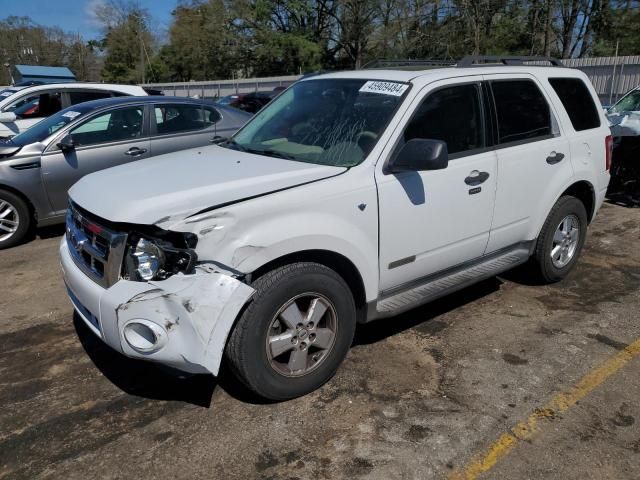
66,202,127,288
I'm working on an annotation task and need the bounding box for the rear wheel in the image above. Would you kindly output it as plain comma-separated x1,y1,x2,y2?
0,190,31,250
225,262,356,401
531,195,588,283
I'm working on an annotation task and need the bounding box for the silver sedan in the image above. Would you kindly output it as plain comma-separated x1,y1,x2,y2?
0,96,251,248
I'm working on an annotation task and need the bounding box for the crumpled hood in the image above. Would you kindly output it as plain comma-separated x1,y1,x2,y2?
607,111,640,137
69,145,346,225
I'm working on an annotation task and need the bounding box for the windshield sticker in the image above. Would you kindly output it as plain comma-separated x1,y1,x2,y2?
359,81,409,96
62,111,82,119
0,92,13,97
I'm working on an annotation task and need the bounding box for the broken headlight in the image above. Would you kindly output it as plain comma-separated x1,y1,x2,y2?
124,236,197,282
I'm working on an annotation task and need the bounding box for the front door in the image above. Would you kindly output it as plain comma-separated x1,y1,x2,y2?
41,104,150,213
376,78,498,292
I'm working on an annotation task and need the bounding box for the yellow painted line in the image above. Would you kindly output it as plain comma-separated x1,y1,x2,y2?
448,338,640,480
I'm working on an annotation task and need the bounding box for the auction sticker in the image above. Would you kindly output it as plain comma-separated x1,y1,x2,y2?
359,81,409,96
0,92,12,97
62,111,82,119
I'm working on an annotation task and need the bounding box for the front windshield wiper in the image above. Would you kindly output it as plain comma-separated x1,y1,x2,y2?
244,147,297,161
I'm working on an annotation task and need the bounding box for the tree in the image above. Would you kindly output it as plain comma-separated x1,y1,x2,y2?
93,0,155,83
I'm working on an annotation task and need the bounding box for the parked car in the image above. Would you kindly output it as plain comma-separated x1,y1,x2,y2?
606,84,640,201
216,89,282,113
0,96,250,248
61,58,610,401
0,83,149,139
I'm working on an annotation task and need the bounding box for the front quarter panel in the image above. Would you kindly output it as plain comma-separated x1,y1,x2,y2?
167,167,380,302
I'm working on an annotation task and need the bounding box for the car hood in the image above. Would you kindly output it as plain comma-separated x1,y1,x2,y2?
69,145,346,225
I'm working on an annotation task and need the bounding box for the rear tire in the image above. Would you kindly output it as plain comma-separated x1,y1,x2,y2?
224,262,356,401
530,195,587,283
0,190,31,250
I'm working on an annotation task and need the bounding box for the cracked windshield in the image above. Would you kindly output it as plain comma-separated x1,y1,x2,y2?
227,79,409,167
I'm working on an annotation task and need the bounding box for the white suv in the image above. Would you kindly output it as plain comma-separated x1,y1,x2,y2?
60,57,611,400
0,83,148,138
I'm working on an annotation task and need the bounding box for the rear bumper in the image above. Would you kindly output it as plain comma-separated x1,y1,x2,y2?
60,237,255,375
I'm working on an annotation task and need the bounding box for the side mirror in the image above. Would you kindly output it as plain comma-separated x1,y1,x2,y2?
388,138,448,173
0,111,17,123
57,135,75,152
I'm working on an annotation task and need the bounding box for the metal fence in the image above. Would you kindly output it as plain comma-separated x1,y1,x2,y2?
142,75,301,99
563,56,640,105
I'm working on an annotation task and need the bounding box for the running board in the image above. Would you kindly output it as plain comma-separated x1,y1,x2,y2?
373,243,532,318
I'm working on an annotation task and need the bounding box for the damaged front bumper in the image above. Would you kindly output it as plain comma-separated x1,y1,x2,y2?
60,238,255,375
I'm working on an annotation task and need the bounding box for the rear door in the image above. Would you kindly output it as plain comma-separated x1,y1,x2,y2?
483,74,573,253
148,103,219,156
41,104,150,213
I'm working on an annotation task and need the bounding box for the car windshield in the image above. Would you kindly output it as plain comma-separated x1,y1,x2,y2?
609,89,640,113
227,78,409,167
8,105,93,146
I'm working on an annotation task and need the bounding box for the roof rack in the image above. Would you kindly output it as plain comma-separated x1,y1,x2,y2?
457,55,564,67
362,58,457,70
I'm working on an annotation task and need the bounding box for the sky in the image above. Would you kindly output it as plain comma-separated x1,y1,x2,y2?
1,0,177,40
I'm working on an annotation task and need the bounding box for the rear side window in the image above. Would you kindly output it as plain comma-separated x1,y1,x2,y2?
69,91,112,105
154,104,208,135
404,84,484,157
491,80,551,144
548,78,600,131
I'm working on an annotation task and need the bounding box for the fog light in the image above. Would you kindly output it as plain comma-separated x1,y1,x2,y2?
123,320,167,353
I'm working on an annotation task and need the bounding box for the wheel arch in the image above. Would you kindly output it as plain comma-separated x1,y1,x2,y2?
561,180,596,223
0,183,35,217
249,249,368,322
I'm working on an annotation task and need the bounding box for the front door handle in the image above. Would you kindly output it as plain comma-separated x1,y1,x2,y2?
125,147,147,157
546,151,565,164
465,170,490,186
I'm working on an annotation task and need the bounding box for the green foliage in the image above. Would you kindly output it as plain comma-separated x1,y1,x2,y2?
1,0,640,84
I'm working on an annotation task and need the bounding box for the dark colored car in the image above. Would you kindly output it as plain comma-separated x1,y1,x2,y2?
216,88,284,114
0,96,251,248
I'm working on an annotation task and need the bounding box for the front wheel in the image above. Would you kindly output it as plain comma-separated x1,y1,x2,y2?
0,190,31,250
531,195,588,283
224,262,356,401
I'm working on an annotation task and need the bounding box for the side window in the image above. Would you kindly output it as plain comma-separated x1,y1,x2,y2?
491,80,551,144
154,104,206,135
203,106,221,127
69,106,143,147
68,91,112,105
404,84,484,156
548,78,601,131
5,91,62,119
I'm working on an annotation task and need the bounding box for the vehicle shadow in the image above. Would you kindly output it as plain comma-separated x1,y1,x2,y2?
75,277,505,407
36,223,66,240
73,313,217,408
353,277,502,346
605,193,640,208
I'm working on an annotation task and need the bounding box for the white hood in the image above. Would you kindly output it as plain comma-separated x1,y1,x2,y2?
69,145,346,225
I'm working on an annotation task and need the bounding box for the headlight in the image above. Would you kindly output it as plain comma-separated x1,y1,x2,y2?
125,235,197,282
132,238,165,281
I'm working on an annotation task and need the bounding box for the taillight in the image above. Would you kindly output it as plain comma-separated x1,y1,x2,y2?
605,135,613,171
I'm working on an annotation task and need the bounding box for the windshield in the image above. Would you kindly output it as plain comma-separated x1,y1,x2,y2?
8,106,91,146
227,78,409,167
609,89,640,114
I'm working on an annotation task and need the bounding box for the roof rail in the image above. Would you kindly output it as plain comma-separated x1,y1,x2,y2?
362,58,457,69
457,56,564,67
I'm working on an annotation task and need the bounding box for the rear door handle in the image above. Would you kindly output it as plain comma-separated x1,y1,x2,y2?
546,151,565,164
125,147,147,157
465,170,490,186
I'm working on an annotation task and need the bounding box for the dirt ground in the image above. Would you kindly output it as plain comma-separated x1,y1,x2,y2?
1,201,639,480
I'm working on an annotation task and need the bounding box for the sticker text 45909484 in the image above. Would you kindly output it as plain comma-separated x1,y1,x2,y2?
359,81,409,97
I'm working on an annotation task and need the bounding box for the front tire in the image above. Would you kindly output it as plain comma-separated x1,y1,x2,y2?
0,190,31,250
531,195,588,283
224,262,356,401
